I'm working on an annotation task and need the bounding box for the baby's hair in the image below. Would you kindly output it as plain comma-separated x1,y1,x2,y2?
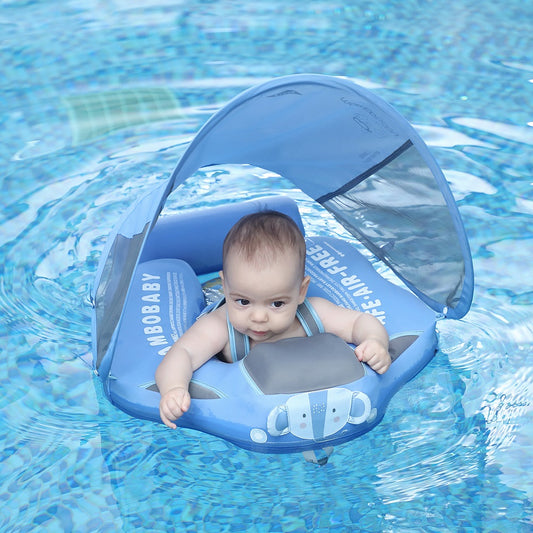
223,210,306,277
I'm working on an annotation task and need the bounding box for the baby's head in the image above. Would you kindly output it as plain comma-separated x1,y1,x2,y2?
221,210,310,341
222,210,306,279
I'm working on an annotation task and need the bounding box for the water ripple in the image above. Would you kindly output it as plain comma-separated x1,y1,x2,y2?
437,299,533,500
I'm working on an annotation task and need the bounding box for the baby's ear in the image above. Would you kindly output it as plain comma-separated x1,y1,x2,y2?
299,275,311,302
219,271,227,293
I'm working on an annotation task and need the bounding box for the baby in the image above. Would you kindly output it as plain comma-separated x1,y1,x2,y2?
156,210,391,429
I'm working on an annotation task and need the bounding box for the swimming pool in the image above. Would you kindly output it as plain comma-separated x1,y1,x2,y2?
1,0,532,530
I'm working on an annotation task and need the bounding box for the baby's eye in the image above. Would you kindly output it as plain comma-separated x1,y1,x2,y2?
271,301,285,309
236,298,250,306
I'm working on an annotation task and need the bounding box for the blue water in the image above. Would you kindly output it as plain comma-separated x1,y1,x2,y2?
1,1,532,531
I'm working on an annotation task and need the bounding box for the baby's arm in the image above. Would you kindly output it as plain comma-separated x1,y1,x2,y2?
310,297,391,374
350,312,390,374
155,310,227,428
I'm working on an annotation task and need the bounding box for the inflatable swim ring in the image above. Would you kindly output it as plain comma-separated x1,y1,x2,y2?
91,74,473,459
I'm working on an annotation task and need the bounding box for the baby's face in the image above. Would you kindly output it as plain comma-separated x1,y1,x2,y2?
221,248,309,344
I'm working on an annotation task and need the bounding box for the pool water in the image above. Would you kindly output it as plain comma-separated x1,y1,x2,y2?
1,1,532,531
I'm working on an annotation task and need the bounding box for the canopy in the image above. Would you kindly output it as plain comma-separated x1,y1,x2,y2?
92,74,474,374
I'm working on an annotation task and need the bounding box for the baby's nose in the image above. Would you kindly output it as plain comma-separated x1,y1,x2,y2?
251,307,268,322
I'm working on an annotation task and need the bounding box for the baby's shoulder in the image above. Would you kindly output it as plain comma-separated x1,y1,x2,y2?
197,303,227,329
307,296,336,312
184,303,229,352
307,296,361,320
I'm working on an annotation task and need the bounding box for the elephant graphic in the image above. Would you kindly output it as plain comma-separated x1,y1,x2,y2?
267,387,371,441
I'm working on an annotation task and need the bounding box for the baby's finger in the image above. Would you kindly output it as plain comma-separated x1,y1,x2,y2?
180,394,191,413
373,354,391,374
372,361,387,374
160,410,177,429
354,345,366,362
160,398,183,428
355,344,374,362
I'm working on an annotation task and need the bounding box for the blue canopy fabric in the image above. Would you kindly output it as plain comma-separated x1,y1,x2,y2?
92,74,474,373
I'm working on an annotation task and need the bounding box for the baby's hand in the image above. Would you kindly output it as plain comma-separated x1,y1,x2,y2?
159,387,191,429
355,339,391,374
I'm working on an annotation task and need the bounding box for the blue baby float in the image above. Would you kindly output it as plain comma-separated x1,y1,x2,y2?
91,74,473,460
